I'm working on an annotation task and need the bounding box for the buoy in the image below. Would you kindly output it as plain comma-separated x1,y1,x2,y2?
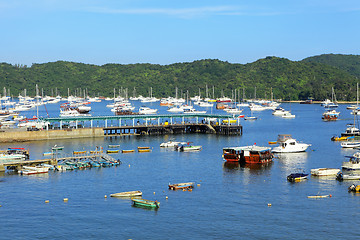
197,184,201,187
267,203,272,207
128,164,131,168
166,196,168,199
45,200,50,203
153,192,155,195
329,194,332,197
104,195,107,198
63,198,68,202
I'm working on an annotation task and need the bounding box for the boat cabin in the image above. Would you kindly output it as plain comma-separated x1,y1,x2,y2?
223,145,273,164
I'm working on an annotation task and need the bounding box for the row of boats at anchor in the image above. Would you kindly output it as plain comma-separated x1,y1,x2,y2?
18,158,122,175
109,182,195,209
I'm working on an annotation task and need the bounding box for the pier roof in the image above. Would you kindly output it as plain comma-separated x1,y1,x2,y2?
41,114,236,122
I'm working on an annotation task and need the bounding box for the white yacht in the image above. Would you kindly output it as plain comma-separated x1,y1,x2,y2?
138,107,158,115
272,134,311,153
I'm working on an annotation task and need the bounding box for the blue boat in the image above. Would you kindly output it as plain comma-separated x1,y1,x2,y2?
287,173,308,182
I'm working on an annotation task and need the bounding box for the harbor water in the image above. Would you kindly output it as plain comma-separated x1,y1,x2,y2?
1,101,360,239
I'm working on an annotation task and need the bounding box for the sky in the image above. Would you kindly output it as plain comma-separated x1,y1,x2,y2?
1,0,360,66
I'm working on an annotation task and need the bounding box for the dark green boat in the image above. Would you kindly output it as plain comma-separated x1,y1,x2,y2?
131,198,160,208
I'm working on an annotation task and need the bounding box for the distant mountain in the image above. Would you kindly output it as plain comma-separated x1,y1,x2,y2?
0,56,358,101
302,54,360,78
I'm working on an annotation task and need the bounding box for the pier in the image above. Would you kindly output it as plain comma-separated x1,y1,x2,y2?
44,113,243,136
0,153,117,172
0,114,242,143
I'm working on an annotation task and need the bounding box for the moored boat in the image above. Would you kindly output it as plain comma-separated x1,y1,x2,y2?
222,145,273,164
108,144,120,148
110,191,142,197
73,150,87,155
138,149,151,153
131,198,160,208
178,144,202,152
160,141,186,148
168,182,195,190
310,168,340,176
348,184,360,192
336,172,360,181
340,141,360,148
307,194,332,199
287,173,308,182
322,109,340,121
341,152,360,170
122,150,135,153
19,165,49,175
272,134,311,153
107,149,120,154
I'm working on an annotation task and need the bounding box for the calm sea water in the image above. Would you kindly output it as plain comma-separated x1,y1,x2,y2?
1,101,360,239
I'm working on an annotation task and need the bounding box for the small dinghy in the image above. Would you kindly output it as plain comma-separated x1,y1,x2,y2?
307,194,332,199
110,191,142,197
131,198,160,209
168,182,195,190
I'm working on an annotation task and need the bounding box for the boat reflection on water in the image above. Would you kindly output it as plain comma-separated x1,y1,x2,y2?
276,152,309,172
223,161,273,172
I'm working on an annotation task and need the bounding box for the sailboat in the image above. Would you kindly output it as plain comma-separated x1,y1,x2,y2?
322,87,338,108
349,83,359,115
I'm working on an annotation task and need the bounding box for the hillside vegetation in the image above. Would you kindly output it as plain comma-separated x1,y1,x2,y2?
0,54,359,101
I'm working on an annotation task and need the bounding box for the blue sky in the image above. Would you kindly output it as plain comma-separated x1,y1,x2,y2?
1,0,359,66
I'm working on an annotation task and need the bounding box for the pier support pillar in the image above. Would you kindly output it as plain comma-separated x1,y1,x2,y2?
91,120,93,128
105,120,107,128
133,119,135,127
60,120,63,130
76,120,78,129
119,119,121,127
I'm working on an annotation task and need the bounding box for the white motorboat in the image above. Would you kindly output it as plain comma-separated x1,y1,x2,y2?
272,107,289,116
249,104,267,111
224,108,243,114
341,141,360,148
272,134,311,153
281,112,295,118
160,141,187,148
19,165,49,175
167,106,184,113
342,152,360,170
138,107,158,115
76,105,92,113
198,101,213,107
310,168,341,176
183,109,206,114
336,172,360,181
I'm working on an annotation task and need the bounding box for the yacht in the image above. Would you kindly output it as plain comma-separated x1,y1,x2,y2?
342,152,360,170
138,107,157,115
272,134,311,153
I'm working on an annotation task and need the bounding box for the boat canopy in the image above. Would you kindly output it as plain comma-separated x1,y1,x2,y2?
277,134,293,142
223,145,271,153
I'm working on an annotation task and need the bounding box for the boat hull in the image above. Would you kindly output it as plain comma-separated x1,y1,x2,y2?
110,191,142,197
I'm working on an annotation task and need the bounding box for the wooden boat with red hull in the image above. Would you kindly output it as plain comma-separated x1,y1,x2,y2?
222,145,273,164
168,182,195,190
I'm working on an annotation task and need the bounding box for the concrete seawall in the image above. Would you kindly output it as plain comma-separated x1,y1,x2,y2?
0,128,105,143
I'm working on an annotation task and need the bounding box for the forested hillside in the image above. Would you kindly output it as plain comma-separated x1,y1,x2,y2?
0,55,359,101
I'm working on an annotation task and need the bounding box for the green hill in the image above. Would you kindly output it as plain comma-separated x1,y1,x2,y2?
0,55,359,101
302,54,360,78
